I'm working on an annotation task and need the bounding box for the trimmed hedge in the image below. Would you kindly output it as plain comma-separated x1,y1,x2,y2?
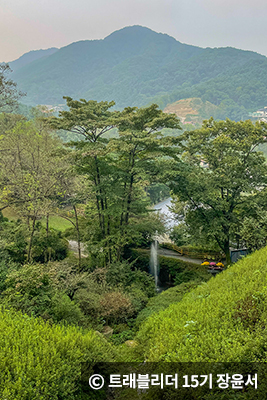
135,280,201,327
136,246,267,362
161,242,223,259
0,307,117,399
158,255,210,285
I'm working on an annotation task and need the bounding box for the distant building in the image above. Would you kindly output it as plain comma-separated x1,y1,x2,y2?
41,104,65,113
249,107,267,119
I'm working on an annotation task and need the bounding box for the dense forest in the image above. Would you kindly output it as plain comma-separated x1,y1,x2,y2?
1,50,267,398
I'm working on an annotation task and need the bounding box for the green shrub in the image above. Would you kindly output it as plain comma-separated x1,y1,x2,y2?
173,270,197,285
2,263,86,326
135,280,201,327
99,291,134,325
105,260,155,298
158,255,210,284
0,220,28,263
0,307,117,399
50,293,84,325
128,285,149,314
3,263,54,317
32,228,69,262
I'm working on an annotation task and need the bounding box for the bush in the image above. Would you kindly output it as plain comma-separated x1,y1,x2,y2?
0,307,117,399
2,263,87,326
100,291,134,325
158,256,210,285
50,293,84,325
105,261,155,298
3,263,54,317
135,280,201,327
32,228,69,262
0,220,28,263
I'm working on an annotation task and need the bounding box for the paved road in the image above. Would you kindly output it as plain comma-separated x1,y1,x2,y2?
153,197,176,228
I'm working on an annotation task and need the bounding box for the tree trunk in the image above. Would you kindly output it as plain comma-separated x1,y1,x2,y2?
224,242,231,265
27,214,37,263
73,204,81,270
125,173,134,225
46,214,49,238
94,156,106,236
44,214,49,263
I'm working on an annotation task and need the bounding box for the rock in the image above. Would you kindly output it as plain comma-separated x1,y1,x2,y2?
124,340,138,348
102,326,114,338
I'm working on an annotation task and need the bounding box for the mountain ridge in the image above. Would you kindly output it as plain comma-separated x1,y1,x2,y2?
9,26,267,119
9,48,58,72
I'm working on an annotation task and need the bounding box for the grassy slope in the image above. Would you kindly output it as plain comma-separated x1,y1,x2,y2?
2,208,73,231
135,280,202,328
44,215,73,231
136,246,267,362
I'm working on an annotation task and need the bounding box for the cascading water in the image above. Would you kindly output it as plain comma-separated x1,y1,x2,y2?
150,240,159,289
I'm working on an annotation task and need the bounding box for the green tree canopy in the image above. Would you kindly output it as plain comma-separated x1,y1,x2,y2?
0,63,24,112
49,99,181,263
169,118,267,264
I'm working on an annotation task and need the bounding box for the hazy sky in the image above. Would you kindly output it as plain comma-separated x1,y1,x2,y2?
1,0,267,62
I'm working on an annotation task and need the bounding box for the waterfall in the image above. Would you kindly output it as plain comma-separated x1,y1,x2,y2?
150,240,159,289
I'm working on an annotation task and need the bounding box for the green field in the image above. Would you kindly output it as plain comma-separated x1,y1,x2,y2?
2,208,73,232
44,215,73,231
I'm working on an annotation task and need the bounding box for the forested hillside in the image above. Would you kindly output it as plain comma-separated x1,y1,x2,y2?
10,25,267,120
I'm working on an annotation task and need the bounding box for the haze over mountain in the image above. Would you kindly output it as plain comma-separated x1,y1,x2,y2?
10,26,267,120
9,48,58,73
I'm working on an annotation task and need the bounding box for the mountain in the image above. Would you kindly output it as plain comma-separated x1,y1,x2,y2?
9,48,58,72
10,26,267,119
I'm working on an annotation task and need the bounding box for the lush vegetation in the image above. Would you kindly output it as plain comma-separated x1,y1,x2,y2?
1,56,267,398
136,246,267,362
0,307,116,399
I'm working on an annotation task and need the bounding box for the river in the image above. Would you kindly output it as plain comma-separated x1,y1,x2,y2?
153,197,176,228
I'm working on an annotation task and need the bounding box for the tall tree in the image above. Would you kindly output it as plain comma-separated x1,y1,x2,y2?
49,97,120,240
50,99,181,263
113,103,181,228
169,118,267,264
0,64,24,112
0,120,67,261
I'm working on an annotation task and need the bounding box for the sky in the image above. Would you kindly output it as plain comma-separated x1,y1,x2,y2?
1,0,267,62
